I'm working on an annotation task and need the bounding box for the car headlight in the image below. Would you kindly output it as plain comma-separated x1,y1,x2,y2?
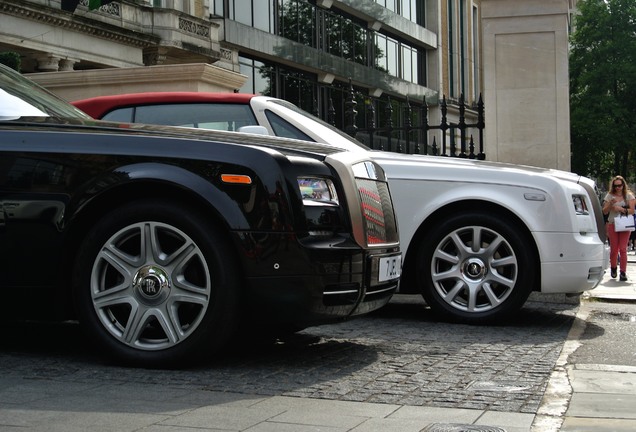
298,177,341,237
297,178,339,206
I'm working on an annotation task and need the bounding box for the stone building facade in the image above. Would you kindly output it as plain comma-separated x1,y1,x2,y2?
0,0,576,169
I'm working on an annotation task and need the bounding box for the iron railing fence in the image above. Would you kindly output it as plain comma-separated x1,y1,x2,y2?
333,82,485,160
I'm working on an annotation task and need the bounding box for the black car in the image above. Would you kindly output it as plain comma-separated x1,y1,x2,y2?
0,64,401,367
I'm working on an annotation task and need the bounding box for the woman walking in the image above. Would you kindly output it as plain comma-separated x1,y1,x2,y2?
603,175,636,281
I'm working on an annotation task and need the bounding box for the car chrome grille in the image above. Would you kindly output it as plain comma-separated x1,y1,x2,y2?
356,179,399,246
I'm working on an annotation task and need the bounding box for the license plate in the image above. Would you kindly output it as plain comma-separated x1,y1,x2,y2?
378,254,401,282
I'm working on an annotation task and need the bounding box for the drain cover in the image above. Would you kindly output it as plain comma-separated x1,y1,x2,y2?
467,380,531,392
423,424,506,432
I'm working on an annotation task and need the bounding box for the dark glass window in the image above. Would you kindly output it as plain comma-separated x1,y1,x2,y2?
239,57,269,95
375,34,399,77
374,33,423,85
278,70,318,115
402,45,419,83
373,0,425,24
376,0,397,13
211,0,224,17
103,104,258,132
320,9,368,66
101,107,134,122
265,110,313,141
253,0,274,32
280,0,316,45
239,61,256,94
227,0,427,78
229,0,254,25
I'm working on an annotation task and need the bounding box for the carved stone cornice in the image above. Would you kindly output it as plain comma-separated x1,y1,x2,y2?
0,0,159,49
27,63,248,101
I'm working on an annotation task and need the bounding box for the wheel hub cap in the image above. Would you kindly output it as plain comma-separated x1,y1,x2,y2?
133,266,170,303
462,257,486,281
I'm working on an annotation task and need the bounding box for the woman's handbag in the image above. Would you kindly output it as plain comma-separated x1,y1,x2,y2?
614,215,635,232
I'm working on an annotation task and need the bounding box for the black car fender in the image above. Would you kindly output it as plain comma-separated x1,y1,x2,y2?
61,160,264,268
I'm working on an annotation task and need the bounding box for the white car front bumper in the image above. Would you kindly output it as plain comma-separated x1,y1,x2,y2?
535,232,609,293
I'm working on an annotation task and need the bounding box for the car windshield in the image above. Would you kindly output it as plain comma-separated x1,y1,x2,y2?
267,99,370,151
0,63,91,121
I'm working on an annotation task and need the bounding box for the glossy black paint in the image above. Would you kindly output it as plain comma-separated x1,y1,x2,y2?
0,120,396,324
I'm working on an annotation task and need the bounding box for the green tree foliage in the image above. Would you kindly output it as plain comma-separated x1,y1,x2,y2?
0,52,21,72
570,0,636,184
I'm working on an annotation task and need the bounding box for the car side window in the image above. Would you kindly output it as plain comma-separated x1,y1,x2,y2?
102,103,259,132
102,107,134,123
264,110,313,141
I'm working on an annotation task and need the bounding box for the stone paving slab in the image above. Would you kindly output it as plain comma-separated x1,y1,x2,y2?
561,417,636,432
569,367,636,394
566,393,636,419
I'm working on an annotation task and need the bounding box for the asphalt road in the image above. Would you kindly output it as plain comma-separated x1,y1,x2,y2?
1,295,578,415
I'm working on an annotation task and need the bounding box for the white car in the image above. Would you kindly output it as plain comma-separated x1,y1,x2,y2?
74,92,610,323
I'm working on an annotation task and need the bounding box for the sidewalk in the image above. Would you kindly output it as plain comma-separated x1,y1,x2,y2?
534,253,636,432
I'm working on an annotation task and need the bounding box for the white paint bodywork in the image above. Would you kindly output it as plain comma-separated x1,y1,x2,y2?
250,96,609,295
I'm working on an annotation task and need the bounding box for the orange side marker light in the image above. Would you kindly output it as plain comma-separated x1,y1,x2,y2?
221,174,252,184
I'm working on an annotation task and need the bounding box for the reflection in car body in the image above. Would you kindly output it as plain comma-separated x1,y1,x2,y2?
0,64,402,367
74,91,610,324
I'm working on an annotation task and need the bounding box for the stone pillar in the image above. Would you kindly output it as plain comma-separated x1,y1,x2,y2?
59,58,79,71
34,54,61,72
481,0,572,171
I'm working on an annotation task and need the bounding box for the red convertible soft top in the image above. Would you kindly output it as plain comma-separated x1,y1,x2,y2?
72,92,256,118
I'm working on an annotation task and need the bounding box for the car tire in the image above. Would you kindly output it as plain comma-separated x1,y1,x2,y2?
73,200,240,367
417,211,536,324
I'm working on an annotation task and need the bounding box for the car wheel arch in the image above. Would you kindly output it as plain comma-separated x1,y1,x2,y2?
399,199,540,295
61,179,241,313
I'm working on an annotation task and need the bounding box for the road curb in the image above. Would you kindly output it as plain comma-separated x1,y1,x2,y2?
532,300,590,431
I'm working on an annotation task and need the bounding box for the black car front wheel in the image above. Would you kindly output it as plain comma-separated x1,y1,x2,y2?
73,200,240,367
417,212,536,324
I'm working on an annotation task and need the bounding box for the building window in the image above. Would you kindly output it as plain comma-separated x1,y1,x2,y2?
227,0,275,32
239,57,269,95
227,0,424,85
447,0,475,100
320,9,368,66
472,4,480,100
280,0,316,44
447,0,456,97
459,0,467,97
211,0,224,16
230,0,251,26
375,33,422,85
374,0,426,25
254,1,275,32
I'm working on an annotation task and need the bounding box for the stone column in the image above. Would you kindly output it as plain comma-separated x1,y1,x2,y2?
481,0,572,170
59,58,79,71
34,54,61,72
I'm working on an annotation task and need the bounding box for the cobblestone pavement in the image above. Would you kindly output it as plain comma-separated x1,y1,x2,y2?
0,296,577,416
